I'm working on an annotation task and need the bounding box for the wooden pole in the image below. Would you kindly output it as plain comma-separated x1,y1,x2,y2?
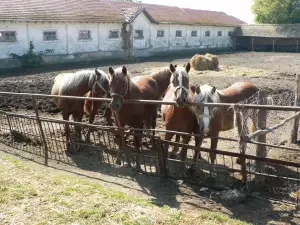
255,91,267,184
272,39,276,52
291,74,300,143
235,108,248,186
32,96,49,166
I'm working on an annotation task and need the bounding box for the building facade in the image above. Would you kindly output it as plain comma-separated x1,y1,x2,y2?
0,0,245,68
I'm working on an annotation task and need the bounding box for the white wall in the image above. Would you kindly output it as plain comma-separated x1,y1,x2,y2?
131,13,150,49
28,23,68,55
0,19,236,60
0,22,28,59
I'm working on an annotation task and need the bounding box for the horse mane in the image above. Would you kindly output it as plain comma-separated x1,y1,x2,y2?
59,69,107,94
194,84,222,104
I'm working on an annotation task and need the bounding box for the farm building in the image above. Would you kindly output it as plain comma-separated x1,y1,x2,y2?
0,0,245,68
234,24,300,52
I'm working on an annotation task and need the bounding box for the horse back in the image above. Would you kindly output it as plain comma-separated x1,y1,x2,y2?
132,76,159,100
222,82,258,103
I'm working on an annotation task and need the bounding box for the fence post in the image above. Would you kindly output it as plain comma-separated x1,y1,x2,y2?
31,96,49,166
255,91,267,184
157,138,167,176
6,114,14,144
291,74,300,143
235,107,247,186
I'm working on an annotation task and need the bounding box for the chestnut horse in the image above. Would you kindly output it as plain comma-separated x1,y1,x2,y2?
51,69,109,152
190,82,259,166
161,63,202,174
108,66,165,171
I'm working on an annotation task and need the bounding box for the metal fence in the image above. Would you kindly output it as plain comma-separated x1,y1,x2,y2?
1,91,300,205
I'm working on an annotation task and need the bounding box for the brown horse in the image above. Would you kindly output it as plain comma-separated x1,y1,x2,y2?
161,63,202,174
191,82,259,166
108,66,161,171
51,69,109,152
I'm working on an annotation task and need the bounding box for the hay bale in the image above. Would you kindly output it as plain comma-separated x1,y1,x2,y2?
190,53,219,71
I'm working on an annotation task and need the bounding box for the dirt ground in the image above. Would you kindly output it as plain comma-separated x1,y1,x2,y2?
1,51,300,224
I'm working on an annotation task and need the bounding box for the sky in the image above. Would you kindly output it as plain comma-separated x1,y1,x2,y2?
141,0,255,24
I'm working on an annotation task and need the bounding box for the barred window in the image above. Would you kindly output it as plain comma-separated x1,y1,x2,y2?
79,30,91,40
0,31,16,42
43,31,57,41
134,30,144,39
191,31,197,37
109,30,120,39
205,31,210,37
175,30,182,37
218,31,222,36
157,30,164,37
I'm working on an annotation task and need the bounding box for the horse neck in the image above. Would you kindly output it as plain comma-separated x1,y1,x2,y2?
151,69,172,98
63,73,92,96
124,76,139,99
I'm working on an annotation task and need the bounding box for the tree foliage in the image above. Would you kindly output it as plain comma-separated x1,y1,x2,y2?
252,0,300,24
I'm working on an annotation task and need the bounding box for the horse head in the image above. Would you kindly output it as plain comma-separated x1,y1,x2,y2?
192,84,219,134
108,66,129,112
92,68,110,97
170,63,191,107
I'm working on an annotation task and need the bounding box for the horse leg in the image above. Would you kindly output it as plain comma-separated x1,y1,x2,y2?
188,136,203,175
170,134,180,159
133,129,143,172
165,132,175,158
85,101,100,143
105,106,113,126
62,111,71,154
179,135,191,176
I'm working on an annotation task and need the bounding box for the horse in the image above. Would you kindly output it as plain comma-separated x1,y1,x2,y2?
130,66,177,135
108,66,159,171
161,63,202,175
190,82,259,166
51,68,109,152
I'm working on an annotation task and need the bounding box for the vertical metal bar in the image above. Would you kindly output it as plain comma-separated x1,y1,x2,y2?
31,96,49,166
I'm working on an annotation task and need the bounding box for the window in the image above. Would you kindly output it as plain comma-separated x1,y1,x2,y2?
175,30,182,37
43,31,57,41
0,31,16,42
228,31,233,36
78,30,91,40
157,30,164,37
134,30,144,39
217,31,222,36
109,30,120,39
191,31,197,37
205,31,210,37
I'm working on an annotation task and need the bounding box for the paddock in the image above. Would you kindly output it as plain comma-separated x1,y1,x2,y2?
1,52,300,224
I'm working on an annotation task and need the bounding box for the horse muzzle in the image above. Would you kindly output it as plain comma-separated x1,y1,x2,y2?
109,96,123,112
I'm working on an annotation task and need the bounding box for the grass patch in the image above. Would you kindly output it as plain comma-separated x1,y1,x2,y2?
0,155,251,225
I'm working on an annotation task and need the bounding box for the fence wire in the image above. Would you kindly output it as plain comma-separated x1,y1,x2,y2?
0,91,300,205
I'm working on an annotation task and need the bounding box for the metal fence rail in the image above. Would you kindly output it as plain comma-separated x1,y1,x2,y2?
1,91,300,205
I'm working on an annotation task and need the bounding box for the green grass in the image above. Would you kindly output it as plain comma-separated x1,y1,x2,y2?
0,154,251,225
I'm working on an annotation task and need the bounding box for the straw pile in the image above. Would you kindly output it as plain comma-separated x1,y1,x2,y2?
190,53,219,71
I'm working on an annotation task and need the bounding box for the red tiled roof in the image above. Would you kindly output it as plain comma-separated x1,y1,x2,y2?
0,0,245,26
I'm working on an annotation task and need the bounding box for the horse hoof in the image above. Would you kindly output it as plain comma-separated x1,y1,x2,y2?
188,167,196,175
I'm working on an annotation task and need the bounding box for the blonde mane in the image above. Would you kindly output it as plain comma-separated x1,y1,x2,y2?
193,84,222,104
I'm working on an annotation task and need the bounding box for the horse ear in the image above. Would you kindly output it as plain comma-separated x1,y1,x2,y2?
95,68,102,77
211,86,216,94
108,67,114,76
185,63,191,73
170,64,176,73
196,86,201,94
174,64,177,68
122,66,127,76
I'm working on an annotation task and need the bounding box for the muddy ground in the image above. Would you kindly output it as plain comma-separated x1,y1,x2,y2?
1,51,300,224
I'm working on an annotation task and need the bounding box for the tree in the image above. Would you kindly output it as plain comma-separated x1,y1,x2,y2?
252,0,300,24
